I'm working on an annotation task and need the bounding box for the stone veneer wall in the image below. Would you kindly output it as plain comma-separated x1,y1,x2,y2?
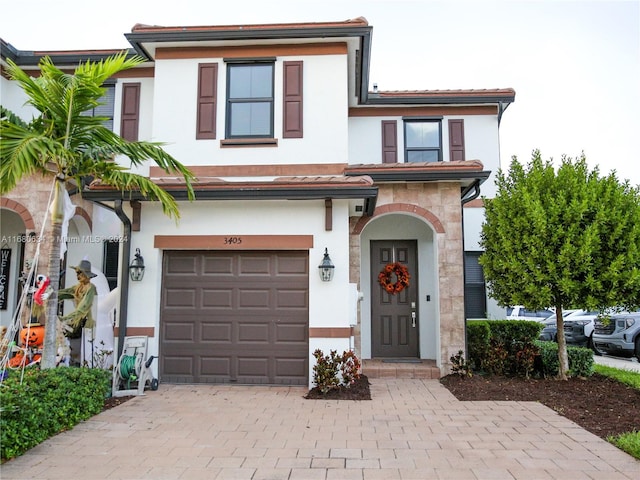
349,182,465,374
2,173,95,269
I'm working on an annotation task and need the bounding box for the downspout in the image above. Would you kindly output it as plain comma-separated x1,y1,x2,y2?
113,200,132,359
460,179,483,361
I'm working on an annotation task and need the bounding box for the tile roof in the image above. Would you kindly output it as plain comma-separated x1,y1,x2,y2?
129,17,369,34
373,88,516,99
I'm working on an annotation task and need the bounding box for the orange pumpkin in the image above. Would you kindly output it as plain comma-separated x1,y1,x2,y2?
8,351,26,367
20,324,45,347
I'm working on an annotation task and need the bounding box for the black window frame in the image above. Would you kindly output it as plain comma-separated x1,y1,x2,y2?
103,240,120,291
225,59,275,139
403,117,443,163
464,251,487,319
83,81,116,131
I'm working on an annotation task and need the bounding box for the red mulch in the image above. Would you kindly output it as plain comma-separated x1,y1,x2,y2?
440,373,640,439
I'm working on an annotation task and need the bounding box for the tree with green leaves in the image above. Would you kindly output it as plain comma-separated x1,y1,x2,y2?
0,52,195,369
479,150,640,379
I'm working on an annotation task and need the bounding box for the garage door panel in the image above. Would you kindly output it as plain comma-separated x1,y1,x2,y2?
238,289,270,308
200,322,232,342
276,290,308,308
166,255,199,274
276,358,307,377
238,357,269,376
202,256,234,275
165,289,197,308
239,256,271,275
237,323,269,342
161,250,308,385
162,356,193,375
276,323,308,342
277,256,309,274
200,356,231,376
164,322,195,342
202,289,233,308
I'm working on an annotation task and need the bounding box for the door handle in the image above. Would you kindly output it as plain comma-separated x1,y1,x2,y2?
411,311,416,327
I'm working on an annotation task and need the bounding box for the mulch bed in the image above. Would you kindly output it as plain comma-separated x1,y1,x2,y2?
304,375,372,400
440,373,640,439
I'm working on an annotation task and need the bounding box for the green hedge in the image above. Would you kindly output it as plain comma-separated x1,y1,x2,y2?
468,320,543,375
467,320,594,378
0,367,111,461
535,340,595,378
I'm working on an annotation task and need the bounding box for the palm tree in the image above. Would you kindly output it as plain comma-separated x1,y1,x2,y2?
1,52,195,368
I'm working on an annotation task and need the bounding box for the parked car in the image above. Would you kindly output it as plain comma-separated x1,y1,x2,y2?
538,309,579,342
507,306,554,321
563,310,601,349
592,312,640,360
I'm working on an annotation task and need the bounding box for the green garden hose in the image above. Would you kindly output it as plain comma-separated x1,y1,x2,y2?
119,355,139,389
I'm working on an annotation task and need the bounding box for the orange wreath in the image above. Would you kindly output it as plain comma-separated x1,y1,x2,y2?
378,262,410,294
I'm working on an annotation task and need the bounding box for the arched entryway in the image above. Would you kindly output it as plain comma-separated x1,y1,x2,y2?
357,211,440,362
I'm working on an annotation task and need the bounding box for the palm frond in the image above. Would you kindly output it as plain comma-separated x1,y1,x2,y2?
0,122,66,193
0,106,28,128
82,163,182,219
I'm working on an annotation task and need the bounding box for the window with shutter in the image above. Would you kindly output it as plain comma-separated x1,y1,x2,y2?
449,119,465,161
464,252,486,319
403,118,442,162
225,61,274,139
120,83,140,142
197,63,218,139
283,61,303,138
381,120,397,163
83,83,115,130
103,241,120,291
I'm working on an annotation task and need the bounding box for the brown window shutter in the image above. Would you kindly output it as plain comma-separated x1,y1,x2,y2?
448,119,465,161
120,83,140,142
381,120,397,163
283,61,303,138
196,63,218,139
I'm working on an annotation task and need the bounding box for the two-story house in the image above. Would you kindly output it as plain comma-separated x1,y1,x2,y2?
0,17,515,386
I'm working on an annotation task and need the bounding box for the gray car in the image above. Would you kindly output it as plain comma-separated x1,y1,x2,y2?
592,312,640,360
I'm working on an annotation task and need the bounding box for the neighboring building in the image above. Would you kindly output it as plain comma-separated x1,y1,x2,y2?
0,17,515,385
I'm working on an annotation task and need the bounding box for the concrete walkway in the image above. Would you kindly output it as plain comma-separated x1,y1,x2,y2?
1,379,638,479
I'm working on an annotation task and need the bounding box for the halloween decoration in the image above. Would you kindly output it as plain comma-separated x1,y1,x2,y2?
58,260,97,339
20,324,45,347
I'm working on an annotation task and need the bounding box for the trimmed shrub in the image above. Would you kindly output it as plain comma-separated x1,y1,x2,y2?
468,320,544,375
467,321,490,370
0,367,111,461
312,349,362,394
534,340,594,378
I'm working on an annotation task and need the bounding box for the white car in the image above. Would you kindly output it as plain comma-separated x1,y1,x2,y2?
506,306,554,321
564,309,619,351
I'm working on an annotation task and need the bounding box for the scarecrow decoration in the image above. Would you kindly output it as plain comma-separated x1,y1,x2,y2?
58,260,97,339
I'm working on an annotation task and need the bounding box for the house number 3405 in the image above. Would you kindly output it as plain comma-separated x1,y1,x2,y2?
224,237,242,245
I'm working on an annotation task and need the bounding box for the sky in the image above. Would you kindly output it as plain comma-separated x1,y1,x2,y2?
1,0,639,185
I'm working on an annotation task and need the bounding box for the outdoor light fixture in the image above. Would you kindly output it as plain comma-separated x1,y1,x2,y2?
129,248,145,282
318,248,335,282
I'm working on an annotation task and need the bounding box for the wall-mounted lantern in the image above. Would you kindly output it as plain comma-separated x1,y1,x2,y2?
129,248,145,282
318,248,335,282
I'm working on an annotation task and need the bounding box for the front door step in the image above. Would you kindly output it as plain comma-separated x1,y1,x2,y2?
362,359,440,379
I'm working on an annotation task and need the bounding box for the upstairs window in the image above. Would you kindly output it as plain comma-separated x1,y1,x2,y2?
404,118,442,163
225,62,274,138
83,82,115,131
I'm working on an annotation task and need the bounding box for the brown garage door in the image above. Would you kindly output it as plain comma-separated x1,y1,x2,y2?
160,250,309,385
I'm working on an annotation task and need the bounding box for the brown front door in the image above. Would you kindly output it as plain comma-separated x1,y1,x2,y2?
371,240,419,358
